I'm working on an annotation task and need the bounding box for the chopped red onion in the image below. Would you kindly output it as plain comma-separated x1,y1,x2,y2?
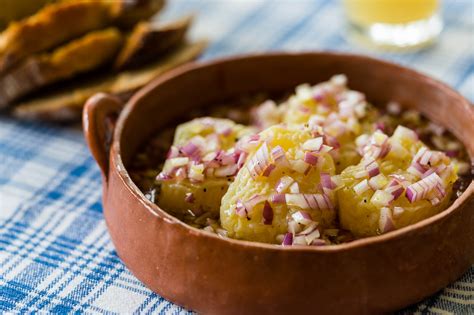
419,150,433,166
214,164,238,177
413,147,427,162
298,222,318,235
393,125,418,141
434,183,446,199
320,172,337,190
156,172,172,181
185,192,195,203
289,182,300,194
237,134,261,152
169,157,189,168
243,194,267,212
320,144,334,153
215,150,235,166
188,163,205,182
175,167,187,181
247,142,271,179
249,134,260,142
219,127,233,136
354,169,369,179
235,200,248,218
313,90,325,102
379,143,391,159
262,201,273,225
167,146,179,159
271,145,290,168
422,168,435,179
371,190,393,207
262,163,276,177
365,159,380,178
271,193,286,204
406,173,443,203
285,194,308,209
181,142,200,158
291,160,310,174
305,228,321,245
288,220,301,234
202,151,217,162
389,174,409,188
331,175,343,189
286,193,333,211
236,151,248,169
379,207,395,233
304,152,318,165
362,131,391,160
291,211,313,225
271,145,285,160
282,233,293,246
299,106,310,113
375,122,385,132
385,184,404,200
368,174,387,190
303,137,323,152
324,134,340,149
353,179,370,195
275,176,295,194
407,162,427,178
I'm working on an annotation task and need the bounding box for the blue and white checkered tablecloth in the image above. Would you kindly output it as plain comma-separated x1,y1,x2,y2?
0,0,473,313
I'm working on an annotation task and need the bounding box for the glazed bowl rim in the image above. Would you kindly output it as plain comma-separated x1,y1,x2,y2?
111,51,474,252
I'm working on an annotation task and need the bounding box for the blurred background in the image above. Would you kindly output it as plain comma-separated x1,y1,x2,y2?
163,0,472,100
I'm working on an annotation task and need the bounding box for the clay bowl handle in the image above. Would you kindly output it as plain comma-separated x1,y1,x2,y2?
83,93,123,182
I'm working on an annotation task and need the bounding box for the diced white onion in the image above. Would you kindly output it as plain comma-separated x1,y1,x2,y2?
379,207,395,234
289,182,300,194
291,211,313,225
406,173,444,203
302,137,323,152
169,157,189,168
371,190,393,207
353,179,370,195
275,176,295,193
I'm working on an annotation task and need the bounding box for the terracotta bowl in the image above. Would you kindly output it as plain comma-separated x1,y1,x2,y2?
83,52,474,315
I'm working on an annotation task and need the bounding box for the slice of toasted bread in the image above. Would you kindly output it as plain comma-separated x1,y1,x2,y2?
13,40,207,122
0,1,119,74
114,0,166,28
0,0,54,31
115,15,192,70
0,0,165,74
0,28,122,108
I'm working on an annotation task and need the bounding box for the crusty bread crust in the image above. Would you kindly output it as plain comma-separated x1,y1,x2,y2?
0,0,166,74
0,1,118,74
13,41,207,121
0,28,122,107
115,15,192,70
